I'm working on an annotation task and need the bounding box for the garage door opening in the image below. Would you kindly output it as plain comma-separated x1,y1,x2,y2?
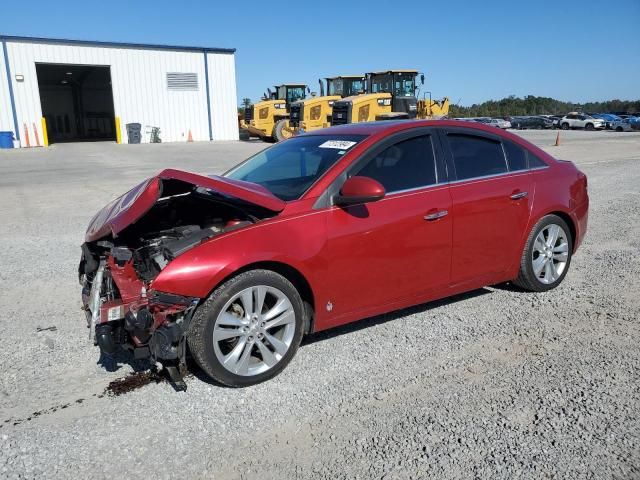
36,64,116,144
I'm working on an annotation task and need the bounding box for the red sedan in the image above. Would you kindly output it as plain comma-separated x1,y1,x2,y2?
80,120,589,388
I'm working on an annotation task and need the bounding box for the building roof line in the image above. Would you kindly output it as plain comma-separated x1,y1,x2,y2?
0,34,236,54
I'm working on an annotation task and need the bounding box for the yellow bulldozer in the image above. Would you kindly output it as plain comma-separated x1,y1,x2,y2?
330,70,449,126
240,84,308,142
286,75,366,136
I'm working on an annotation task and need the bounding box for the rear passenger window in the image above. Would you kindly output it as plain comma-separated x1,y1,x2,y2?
503,140,528,171
447,134,507,180
528,152,548,168
353,135,437,193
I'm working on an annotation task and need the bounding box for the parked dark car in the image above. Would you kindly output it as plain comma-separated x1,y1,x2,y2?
79,120,589,387
511,116,553,130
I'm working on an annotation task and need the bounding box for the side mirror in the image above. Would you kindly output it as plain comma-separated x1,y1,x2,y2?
420,74,425,85
334,176,385,206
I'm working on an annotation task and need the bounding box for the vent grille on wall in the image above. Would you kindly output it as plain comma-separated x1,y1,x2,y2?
166,72,199,91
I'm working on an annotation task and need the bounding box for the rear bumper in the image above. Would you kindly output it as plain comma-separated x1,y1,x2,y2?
571,198,589,252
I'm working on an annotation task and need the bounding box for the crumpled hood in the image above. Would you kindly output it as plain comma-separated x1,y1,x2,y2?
85,168,285,242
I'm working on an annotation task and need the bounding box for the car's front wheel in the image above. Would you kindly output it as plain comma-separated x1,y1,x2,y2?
513,214,573,292
585,123,594,131
188,270,305,387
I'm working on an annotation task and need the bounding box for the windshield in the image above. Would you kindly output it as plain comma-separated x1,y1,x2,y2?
328,78,365,97
225,135,367,201
277,86,306,104
370,72,416,97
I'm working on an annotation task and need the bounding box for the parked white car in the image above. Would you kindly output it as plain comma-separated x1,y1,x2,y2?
611,120,633,132
559,113,605,130
486,118,511,129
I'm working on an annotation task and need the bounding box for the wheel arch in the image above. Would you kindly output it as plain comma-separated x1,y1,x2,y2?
208,260,316,334
534,210,577,251
548,210,577,250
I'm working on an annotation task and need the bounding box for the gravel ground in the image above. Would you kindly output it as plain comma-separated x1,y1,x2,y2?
0,130,639,479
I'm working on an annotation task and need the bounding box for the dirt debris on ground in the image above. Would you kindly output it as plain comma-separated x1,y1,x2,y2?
0,131,639,479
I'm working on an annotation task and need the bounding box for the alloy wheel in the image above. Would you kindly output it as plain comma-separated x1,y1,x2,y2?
213,285,296,376
531,224,569,284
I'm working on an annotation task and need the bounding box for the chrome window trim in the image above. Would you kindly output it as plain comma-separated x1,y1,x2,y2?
448,169,530,186
327,183,450,210
384,182,441,197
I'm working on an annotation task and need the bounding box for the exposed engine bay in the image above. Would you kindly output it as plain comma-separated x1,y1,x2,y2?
79,176,275,389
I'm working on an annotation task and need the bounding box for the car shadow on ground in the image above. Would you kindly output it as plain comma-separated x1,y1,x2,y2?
189,287,494,389
97,349,152,373
102,287,497,390
302,287,493,346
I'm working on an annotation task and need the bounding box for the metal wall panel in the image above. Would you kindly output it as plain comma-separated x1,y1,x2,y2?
0,43,15,135
207,52,239,141
3,40,238,145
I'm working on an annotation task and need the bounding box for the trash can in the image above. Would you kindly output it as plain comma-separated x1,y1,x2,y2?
0,131,15,149
126,123,142,144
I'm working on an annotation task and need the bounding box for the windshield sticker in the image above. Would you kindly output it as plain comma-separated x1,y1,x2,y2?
318,140,357,150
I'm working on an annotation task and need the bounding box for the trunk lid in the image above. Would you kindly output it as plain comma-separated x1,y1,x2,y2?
85,168,285,242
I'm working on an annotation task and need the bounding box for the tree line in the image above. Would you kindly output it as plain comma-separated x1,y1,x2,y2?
448,95,640,118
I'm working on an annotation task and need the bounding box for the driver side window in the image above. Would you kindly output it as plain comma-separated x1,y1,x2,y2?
352,135,438,193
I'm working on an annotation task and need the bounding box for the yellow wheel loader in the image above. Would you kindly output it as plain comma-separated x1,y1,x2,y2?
240,84,307,142
288,75,366,135
330,70,449,125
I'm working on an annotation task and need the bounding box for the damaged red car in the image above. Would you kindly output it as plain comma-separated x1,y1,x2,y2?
80,120,589,388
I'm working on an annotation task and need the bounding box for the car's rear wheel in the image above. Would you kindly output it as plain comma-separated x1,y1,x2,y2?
513,215,573,292
188,270,304,387
616,126,623,132
561,122,570,130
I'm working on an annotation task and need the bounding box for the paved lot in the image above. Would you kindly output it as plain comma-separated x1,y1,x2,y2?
1,130,639,479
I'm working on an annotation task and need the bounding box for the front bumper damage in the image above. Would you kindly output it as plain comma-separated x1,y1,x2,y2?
81,249,200,391
78,168,284,389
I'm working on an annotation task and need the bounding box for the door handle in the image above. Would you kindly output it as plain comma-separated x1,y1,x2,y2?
510,191,528,200
424,210,448,221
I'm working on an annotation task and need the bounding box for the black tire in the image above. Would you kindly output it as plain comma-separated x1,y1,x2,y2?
585,123,594,131
513,214,573,292
515,123,521,130
616,126,623,132
188,269,305,387
561,122,570,130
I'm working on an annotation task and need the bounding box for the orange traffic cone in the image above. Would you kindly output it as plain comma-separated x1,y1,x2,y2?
23,123,31,147
187,130,193,142
33,123,41,147
554,131,561,146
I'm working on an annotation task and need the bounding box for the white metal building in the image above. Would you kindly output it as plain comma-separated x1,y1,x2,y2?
0,35,239,147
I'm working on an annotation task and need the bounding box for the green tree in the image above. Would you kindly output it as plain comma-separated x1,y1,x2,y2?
448,96,640,118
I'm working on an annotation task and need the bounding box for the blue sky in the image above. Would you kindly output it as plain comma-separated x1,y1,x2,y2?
2,0,638,105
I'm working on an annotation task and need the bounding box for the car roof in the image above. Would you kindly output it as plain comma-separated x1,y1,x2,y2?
301,119,510,137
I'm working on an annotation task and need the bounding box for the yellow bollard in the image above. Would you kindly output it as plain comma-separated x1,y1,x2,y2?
115,116,122,144
41,117,49,147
